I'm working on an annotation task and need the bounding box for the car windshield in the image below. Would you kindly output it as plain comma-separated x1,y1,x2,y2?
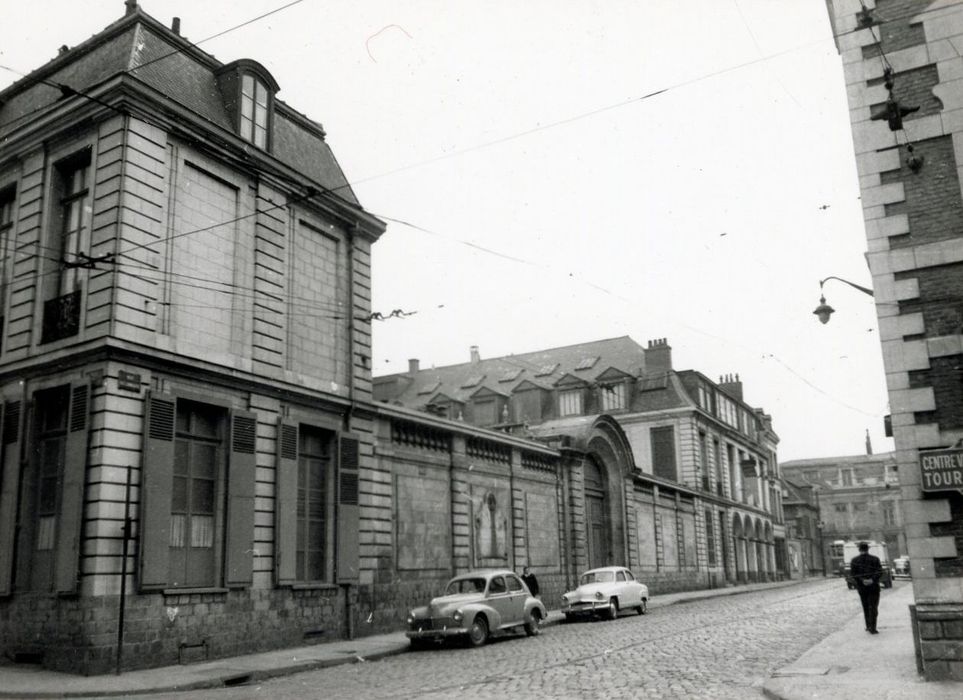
581,571,615,584
445,577,487,595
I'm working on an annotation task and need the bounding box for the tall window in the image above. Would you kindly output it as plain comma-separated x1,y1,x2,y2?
699,432,709,490
559,388,582,416
0,187,14,344
882,500,897,526
841,469,853,486
297,426,334,582
240,74,269,148
56,157,90,296
171,401,224,588
29,387,69,590
651,426,676,481
705,508,716,566
600,382,626,411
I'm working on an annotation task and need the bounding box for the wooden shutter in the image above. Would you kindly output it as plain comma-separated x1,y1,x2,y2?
0,401,23,596
225,410,256,587
275,420,298,585
139,392,175,590
336,435,359,583
55,383,89,595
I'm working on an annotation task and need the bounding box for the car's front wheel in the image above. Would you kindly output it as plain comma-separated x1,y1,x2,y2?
636,598,647,615
467,616,489,647
524,609,542,636
604,598,619,620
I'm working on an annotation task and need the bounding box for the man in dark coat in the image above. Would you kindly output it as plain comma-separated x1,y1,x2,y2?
850,542,882,634
521,566,539,597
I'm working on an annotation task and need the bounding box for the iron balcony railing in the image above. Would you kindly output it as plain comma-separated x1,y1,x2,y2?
41,290,81,344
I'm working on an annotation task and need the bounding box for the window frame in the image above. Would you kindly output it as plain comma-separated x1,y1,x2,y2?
559,387,583,417
239,73,271,149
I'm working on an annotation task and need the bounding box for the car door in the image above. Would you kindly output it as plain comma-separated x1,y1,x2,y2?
623,569,642,606
487,575,514,628
504,574,528,624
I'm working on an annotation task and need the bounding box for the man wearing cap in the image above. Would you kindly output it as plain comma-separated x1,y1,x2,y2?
850,541,882,634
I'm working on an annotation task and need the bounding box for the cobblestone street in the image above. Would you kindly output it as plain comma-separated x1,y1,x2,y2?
141,579,867,700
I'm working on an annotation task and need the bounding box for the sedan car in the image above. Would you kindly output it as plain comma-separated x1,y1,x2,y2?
406,569,548,648
561,566,649,621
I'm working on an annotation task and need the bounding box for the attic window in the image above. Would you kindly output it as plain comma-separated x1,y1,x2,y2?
499,369,522,382
535,363,558,377
575,356,598,371
416,381,441,395
639,373,668,391
462,374,485,388
240,73,270,148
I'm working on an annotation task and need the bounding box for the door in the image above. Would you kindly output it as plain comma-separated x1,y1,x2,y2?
584,458,610,570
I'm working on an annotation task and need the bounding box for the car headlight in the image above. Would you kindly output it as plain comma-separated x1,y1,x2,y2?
595,591,604,600
452,609,463,623
561,595,568,604
406,611,415,625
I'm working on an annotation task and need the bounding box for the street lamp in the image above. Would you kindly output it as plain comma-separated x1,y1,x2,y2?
813,276,875,324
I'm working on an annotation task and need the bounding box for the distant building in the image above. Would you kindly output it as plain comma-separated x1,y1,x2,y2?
376,336,787,590
825,0,963,679
781,453,904,573
780,479,822,577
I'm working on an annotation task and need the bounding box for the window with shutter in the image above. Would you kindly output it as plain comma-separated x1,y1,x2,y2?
0,400,23,595
139,392,175,590
336,436,360,583
55,383,89,594
169,400,225,588
18,384,87,593
275,420,298,584
225,410,256,587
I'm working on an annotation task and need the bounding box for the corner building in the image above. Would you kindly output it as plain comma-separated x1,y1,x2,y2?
826,0,963,680
0,5,392,673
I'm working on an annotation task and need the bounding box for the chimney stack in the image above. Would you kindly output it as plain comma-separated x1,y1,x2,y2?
408,358,420,374
719,373,744,401
470,345,481,364
172,17,181,35
644,338,672,373
125,0,138,16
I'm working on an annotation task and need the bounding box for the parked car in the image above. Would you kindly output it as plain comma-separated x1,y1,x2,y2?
893,556,911,578
561,566,649,621
406,569,547,648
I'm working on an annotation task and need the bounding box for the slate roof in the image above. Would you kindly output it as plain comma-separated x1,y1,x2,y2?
0,7,359,205
375,336,650,408
780,452,896,470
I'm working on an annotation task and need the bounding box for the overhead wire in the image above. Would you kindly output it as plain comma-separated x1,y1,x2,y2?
0,0,939,417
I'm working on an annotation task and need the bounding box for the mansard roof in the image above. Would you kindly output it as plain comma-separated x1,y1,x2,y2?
375,336,647,408
0,6,363,209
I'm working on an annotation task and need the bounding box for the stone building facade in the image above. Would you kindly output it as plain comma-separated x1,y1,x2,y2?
826,0,963,680
374,337,787,595
781,479,823,578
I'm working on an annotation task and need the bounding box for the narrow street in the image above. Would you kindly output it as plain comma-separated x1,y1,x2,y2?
140,579,878,700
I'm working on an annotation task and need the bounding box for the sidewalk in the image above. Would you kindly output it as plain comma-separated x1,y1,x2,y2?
0,577,919,699
763,580,960,700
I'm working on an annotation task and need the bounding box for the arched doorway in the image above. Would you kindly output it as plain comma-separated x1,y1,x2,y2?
732,514,746,583
584,457,610,569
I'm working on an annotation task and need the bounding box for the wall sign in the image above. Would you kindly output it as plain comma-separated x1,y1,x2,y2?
919,448,963,492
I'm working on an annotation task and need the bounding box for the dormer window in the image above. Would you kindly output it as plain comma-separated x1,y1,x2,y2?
241,74,269,148
215,60,279,152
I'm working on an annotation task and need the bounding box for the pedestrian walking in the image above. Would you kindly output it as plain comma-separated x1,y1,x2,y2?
850,541,882,634
521,565,540,597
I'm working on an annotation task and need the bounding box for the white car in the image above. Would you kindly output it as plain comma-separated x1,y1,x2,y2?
561,566,649,621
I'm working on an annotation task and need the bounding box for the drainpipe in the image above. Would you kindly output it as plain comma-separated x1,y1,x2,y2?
115,466,133,674
342,222,358,640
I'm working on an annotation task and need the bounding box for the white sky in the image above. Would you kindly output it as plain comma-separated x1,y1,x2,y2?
0,0,895,461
